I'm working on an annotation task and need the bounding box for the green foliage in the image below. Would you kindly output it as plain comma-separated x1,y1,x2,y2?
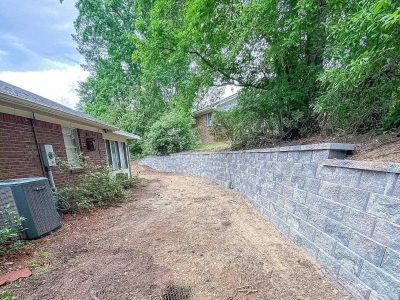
315,0,400,133
0,205,25,254
144,112,197,155
75,0,400,151
0,292,12,300
56,158,136,213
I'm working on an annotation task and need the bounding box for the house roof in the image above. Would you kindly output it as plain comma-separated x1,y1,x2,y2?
0,80,139,139
113,130,141,140
193,93,238,116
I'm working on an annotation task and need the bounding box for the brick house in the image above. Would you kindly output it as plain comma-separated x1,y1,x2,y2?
193,93,237,144
0,80,139,189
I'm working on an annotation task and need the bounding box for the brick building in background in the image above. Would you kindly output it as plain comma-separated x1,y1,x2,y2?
193,93,238,144
0,80,139,188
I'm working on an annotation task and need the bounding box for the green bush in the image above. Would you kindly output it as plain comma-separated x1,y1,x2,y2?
0,292,12,300
56,160,136,213
143,112,196,155
0,205,25,254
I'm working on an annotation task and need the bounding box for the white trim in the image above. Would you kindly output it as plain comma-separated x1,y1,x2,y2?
0,93,117,130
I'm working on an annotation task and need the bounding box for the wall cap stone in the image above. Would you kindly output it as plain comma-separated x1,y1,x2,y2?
167,143,356,156
322,159,400,174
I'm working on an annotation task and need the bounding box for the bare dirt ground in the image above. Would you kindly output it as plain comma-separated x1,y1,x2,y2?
1,165,351,300
223,132,400,163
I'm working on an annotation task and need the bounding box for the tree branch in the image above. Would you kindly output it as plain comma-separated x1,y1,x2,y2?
157,46,268,90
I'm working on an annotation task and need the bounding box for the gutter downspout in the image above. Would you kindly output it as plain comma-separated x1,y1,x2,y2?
31,113,57,191
31,113,46,177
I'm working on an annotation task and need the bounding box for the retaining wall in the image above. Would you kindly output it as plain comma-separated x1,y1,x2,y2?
140,144,400,300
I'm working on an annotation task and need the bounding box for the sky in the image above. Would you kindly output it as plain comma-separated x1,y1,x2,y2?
0,0,88,108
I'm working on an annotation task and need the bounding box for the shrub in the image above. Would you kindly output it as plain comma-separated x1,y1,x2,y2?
0,205,25,254
143,112,196,155
56,158,136,213
0,292,12,300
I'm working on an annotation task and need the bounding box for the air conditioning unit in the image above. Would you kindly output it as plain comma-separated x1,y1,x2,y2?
0,177,60,239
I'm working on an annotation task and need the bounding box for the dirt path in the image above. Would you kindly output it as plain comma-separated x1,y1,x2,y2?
4,165,351,300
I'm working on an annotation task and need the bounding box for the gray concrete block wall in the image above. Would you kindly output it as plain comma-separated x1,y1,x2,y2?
140,144,400,300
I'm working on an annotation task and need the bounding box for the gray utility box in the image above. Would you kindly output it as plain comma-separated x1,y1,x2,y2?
0,177,60,239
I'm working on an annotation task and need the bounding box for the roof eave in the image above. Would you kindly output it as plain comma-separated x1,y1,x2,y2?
0,92,118,131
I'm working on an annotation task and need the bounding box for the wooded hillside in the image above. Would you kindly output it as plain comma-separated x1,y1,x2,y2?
74,0,400,154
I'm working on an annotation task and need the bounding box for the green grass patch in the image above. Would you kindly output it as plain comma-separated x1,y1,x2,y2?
193,141,230,152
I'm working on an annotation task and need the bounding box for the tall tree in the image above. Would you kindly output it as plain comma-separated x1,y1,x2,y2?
75,0,166,136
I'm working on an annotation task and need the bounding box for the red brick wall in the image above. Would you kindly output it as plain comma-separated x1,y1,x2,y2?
0,112,107,187
195,113,215,144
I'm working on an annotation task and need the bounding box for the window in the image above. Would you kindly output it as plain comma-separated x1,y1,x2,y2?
105,140,129,170
62,127,81,167
206,112,212,126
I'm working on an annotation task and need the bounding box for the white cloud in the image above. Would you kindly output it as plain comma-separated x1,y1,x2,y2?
0,65,89,108
0,49,8,56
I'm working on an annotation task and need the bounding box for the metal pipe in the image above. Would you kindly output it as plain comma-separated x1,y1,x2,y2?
47,167,57,192
30,113,46,177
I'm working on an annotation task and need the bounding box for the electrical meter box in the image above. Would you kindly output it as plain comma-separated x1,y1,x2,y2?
40,144,56,167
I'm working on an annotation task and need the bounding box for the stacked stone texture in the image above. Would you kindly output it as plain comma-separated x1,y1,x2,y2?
141,144,400,300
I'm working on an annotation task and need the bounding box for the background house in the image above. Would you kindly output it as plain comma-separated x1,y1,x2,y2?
0,80,139,189
193,93,238,144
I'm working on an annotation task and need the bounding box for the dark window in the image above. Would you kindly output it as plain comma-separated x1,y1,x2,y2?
105,140,113,167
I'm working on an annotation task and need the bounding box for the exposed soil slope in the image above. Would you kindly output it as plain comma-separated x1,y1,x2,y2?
2,165,351,299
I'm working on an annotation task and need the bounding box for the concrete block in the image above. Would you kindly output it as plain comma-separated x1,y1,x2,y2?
307,210,326,231
263,171,274,183
372,220,400,250
317,165,336,182
316,250,340,278
368,290,386,300
293,189,307,204
324,218,353,246
311,150,330,162
284,199,297,213
359,171,389,194
278,219,291,236
282,185,294,200
303,177,320,194
277,152,288,161
313,230,336,254
337,267,371,300
367,193,400,225
298,151,312,162
333,243,363,275
270,202,287,221
281,162,294,177
384,173,398,196
274,182,284,194
393,176,400,197
359,261,400,300
298,219,316,241
342,208,376,237
319,198,345,221
319,181,341,201
287,151,299,162
290,229,319,258
292,162,303,174
302,163,318,177
294,203,309,220
291,175,306,189
381,249,400,279
338,186,370,211
306,193,324,210
286,213,301,230
335,167,362,187
348,232,386,266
